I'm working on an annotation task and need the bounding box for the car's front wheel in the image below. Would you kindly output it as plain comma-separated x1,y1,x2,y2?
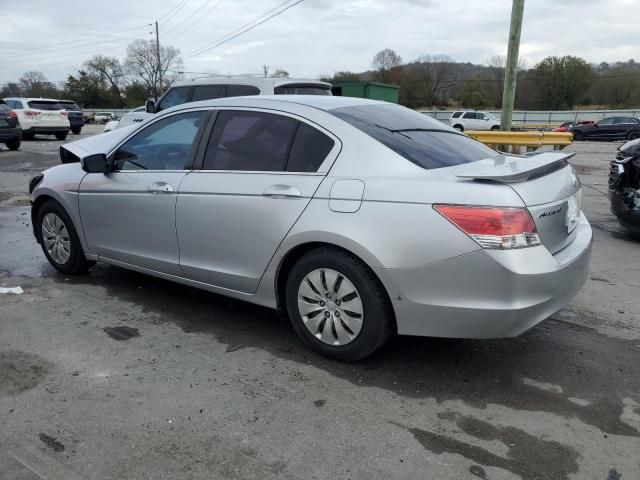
5,138,20,150
36,200,93,274
285,247,393,362
627,131,640,140
573,131,584,141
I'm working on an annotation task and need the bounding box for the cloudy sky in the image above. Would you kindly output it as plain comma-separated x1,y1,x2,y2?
0,0,638,84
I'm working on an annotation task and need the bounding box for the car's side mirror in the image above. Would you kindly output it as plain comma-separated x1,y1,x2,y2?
145,100,156,114
81,154,111,173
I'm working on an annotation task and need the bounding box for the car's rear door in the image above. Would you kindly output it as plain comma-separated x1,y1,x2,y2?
176,108,339,293
78,109,208,275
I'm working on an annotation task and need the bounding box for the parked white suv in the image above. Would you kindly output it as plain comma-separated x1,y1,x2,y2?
104,106,145,132
3,97,70,140
449,111,500,132
112,77,331,130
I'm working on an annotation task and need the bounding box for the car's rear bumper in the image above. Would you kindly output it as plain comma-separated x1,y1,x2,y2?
0,127,21,141
23,126,69,134
382,213,592,338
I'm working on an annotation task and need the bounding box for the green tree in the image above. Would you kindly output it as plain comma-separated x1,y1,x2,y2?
460,75,490,109
531,56,593,109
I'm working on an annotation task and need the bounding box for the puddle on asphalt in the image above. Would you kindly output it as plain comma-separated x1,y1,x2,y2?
0,350,52,397
103,326,141,341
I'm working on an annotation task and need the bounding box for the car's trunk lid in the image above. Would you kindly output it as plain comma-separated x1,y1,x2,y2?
456,151,582,253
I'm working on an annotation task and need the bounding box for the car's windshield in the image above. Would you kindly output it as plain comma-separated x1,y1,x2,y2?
27,101,62,110
330,104,498,170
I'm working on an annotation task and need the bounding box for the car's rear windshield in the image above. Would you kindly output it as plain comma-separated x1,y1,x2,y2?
451,112,462,118
59,102,81,111
0,100,10,112
275,84,331,95
27,101,62,110
330,104,498,170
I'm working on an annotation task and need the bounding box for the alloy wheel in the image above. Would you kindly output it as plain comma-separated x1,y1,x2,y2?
41,213,71,264
297,268,364,346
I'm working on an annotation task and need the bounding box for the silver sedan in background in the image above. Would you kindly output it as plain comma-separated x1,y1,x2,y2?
29,96,592,361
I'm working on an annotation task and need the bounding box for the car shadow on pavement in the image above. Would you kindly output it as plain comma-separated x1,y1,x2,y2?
52,263,640,441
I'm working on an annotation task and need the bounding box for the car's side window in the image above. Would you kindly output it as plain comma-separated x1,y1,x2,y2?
157,87,192,111
286,123,335,172
203,110,298,171
227,85,260,97
193,85,227,101
599,118,614,125
614,117,633,124
113,111,205,171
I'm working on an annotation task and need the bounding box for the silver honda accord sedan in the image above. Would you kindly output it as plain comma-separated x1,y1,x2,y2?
29,95,592,361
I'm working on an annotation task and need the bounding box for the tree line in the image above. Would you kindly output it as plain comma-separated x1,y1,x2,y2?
1,39,183,108
3,41,640,111
323,49,640,110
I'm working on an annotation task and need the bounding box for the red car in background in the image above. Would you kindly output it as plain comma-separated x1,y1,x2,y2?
553,120,594,132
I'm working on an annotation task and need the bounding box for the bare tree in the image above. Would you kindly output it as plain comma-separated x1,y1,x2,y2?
271,68,289,78
125,39,183,99
486,55,528,107
85,55,126,106
19,71,58,97
372,49,402,83
400,55,455,107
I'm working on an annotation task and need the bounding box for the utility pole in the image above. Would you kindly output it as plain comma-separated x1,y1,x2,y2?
500,0,525,132
262,65,269,78
155,21,163,100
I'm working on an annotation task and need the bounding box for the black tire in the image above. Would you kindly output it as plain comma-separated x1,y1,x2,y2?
573,131,584,141
36,199,94,274
5,137,20,150
285,247,394,362
627,131,640,140
71,127,82,135
453,124,464,132
22,132,34,140
491,125,500,131
55,132,68,141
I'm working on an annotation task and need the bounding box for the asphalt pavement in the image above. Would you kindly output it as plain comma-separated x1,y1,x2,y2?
0,129,639,479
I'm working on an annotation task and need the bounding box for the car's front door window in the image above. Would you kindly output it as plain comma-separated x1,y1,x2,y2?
114,111,205,171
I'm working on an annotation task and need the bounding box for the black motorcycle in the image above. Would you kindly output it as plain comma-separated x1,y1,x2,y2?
609,138,640,234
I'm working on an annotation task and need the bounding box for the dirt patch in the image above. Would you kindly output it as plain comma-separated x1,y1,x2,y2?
0,350,52,396
38,433,65,452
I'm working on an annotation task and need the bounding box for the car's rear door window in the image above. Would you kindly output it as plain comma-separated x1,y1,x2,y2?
286,123,334,172
203,110,298,171
274,84,331,95
193,85,227,101
331,104,498,170
226,85,260,97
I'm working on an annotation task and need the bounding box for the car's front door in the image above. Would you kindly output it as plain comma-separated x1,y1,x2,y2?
78,110,207,275
176,109,338,293
590,117,615,139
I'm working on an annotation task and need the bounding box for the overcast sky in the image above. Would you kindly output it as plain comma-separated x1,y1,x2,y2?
1,0,638,84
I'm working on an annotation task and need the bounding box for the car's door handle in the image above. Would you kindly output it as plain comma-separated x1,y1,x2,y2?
262,184,301,199
148,182,174,194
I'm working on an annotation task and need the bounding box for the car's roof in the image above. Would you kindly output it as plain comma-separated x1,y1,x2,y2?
163,94,387,114
3,97,61,102
173,76,331,88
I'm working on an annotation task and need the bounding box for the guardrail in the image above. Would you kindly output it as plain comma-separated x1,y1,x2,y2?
465,130,573,152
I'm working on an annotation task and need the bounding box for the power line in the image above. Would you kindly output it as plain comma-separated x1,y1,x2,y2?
184,0,304,60
158,0,192,23
163,0,218,36
165,0,226,41
0,24,151,60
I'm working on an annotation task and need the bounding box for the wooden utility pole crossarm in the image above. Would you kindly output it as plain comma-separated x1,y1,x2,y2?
500,0,525,132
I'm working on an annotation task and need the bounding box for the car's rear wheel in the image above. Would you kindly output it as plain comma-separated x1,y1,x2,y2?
491,125,500,130
5,138,20,150
573,131,584,141
36,200,93,274
71,127,82,135
627,131,639,140
55,132,68,141
285,247,393,362
453,124,464,132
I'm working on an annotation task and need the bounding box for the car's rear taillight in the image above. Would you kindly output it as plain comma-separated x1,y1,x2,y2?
434,204,541,249
60,111,68,116
25,110,40,117
8,111,17,119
